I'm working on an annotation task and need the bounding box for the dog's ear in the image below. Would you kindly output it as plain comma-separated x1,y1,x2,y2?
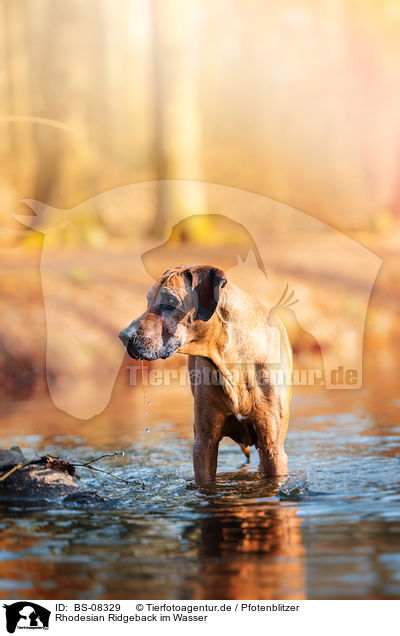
189,266,227,321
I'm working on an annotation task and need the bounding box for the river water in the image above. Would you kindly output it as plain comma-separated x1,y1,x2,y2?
0,373,399,600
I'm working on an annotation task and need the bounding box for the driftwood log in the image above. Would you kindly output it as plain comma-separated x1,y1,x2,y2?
0,446,82,502
0,447,142,506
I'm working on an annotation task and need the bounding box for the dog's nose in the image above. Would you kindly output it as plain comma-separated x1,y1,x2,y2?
119,328,133,347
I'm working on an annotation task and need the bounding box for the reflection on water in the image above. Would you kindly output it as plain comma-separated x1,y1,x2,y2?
0,379,400,600
186,484,305,600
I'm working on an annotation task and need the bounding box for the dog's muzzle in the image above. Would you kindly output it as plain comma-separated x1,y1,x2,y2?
119,328,134,348
119,328,139,359
119,328,182,361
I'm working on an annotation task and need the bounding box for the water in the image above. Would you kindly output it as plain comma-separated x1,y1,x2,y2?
0,387,399,600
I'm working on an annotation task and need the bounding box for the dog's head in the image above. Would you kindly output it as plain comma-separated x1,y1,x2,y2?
119,265,227,361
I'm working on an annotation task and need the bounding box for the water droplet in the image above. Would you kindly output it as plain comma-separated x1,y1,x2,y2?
145,428,150,433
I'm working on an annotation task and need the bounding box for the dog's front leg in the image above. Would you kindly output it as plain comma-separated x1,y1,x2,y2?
193,409,225,484
253,408,289,478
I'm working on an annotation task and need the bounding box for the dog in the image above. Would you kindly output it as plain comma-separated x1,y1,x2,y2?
119,265,292,483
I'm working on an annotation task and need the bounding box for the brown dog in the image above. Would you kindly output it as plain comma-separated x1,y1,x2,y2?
119,265,292,483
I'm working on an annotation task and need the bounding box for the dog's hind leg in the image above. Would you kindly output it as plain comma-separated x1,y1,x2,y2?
253,411,289,478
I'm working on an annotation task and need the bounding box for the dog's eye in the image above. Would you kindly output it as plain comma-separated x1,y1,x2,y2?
160,291,179,311
161,298,178,311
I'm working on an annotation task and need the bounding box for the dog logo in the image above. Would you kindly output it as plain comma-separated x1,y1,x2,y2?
2,602,50,634
11,180,381,416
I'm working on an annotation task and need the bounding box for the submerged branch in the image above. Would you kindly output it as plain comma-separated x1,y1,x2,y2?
0,463,24,482
0,450,144,489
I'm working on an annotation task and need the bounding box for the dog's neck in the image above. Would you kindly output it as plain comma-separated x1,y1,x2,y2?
179,282,269,413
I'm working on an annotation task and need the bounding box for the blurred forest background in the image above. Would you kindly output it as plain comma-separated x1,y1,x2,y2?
0,0,399,419
1,0,400,234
